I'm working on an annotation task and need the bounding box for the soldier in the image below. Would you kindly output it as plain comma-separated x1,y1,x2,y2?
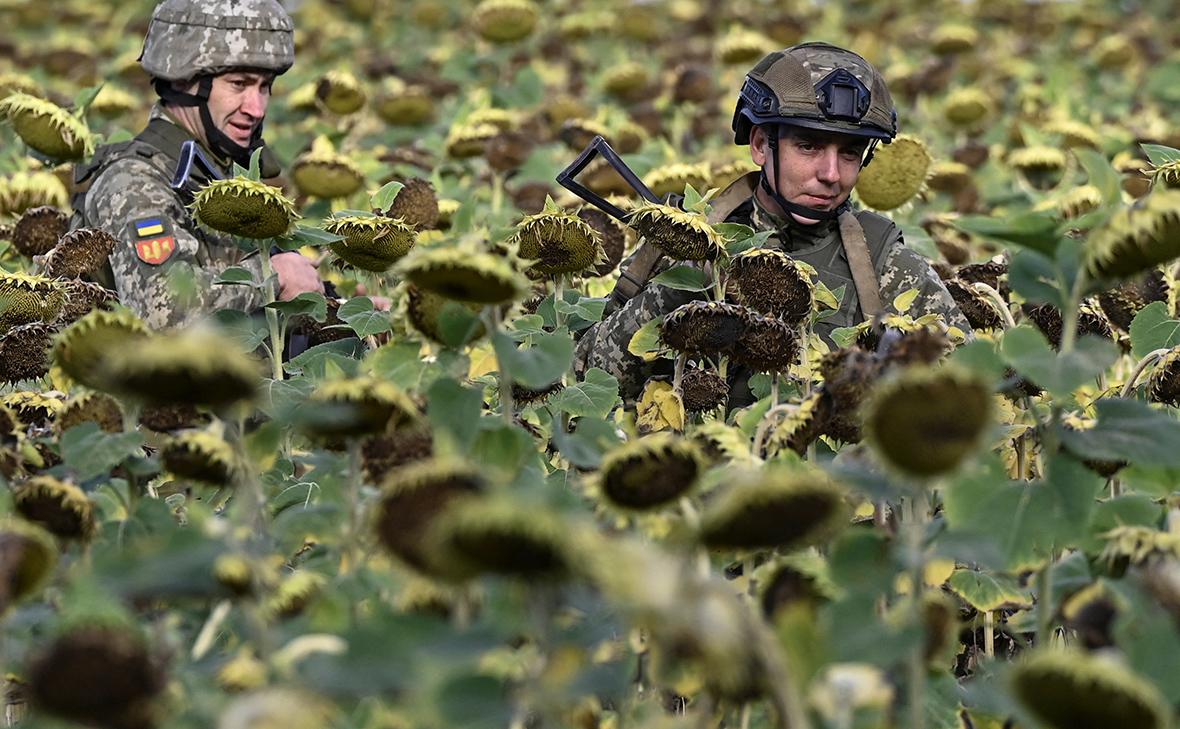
69,0,323,330
575,41,970,406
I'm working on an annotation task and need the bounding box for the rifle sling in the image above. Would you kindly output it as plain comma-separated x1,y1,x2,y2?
837,209,883,318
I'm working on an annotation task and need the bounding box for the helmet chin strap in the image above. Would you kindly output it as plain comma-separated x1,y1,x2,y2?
153,76,264,169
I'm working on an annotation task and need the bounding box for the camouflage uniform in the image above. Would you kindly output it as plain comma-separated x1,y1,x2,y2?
69,106,264,330
575,190,970,406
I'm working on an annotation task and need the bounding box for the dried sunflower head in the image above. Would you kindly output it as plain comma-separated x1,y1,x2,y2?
98,326,261,410
0,322,56,384
43,227,116,278
1053,184,1104,220
403,283,487,345
361,425,433,483
1008,146,1068,190
216,650,267,693
682,367,730,413
854,135,931,211
0,92,94,161
699,466,849,551
510,204,604,275
472,0,538,43
943,87,993,129
314,70,366,115
375,78,435,126
25,624,164,729
598,433,703,511
291,136,365,199
1085,190,1180,280
863,365,993,478
601,61,651,102
732,312,799,373
0,271,65,329
11,205,67,256
372,459,487,574
484,130,534,173
1011,650,1169,729
265,570,327,618
1021,300,1113,349
1097,269,1166,332
13,476,96,541
575,207,629,277
930,23,978,54
660,300,748,357
160,427,239,487
383,177,439,230
53,308,150,391
0,519,57,615
1043,119,1102,149
191,178,299,240
764,390,828,457
398,246,527,305
56,392,124,435
672,63,713,104
445,122,500,159
757,552,838,618
643,163,710,200
325,213,416,272
629,202,724,261
558,117,610,153
716,28,774,65
300,376,418,440
1146,345,1180,407
1,390,63,429
926,161,973,194
89,85,138,119
0,171,69,217
944,279,1004,331
728,248,813,323
710,158,760,190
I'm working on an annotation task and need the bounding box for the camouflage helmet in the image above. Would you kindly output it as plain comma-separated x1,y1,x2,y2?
732,41,897,144
140,0,296,82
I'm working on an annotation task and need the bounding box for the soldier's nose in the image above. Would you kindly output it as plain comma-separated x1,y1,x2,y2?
240,88,267,118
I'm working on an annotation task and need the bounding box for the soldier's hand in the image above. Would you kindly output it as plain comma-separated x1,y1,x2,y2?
272,251,324,301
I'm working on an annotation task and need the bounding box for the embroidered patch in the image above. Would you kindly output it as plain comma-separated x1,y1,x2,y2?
134,217,166,238
135,236,176,265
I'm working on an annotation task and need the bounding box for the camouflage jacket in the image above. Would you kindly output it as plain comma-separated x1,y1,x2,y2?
575,185,971,406
69,105,264,330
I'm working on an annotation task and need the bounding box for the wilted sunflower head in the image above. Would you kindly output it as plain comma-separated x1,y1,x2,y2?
660,300,748,357
710,158,760,190
13,476,96,541
1097,269,1166,332
403,283,487,345
216,650,268,693
191,178,299,240
863,365,993,479
0,92,94,161
53,308,149,391
315,69,366,115
732,311,799,373
398,246,527,305
43,227,117,278
11,205,67,256
0,271,65,329
361,424,433,483
558,117,610,153
56,392,123,435
930,23,978,54
98,326,261,410
854,135,931,211
944,279,1004,331
943,87,994,129
445,122,500,159
601,61,651,102
301,376,418,441
1043,119,1102,149
57,279,117,326
1098,525,1180,570
698,465,849,551
926,161,973,194
375,78,435,126
0,72,41,100
1084,190,1180,281
643,163,711,200
0,322,56,384
265,570,327,619
0,519,57,614
89,85,138,119
1011,650,1169,729
25,623,164,729
629,203,724,261
372,459,487,574
325,213,416,272
1053,184,1104,220
384,177,440,230
728,248,814,323
0,171,69,217
510,204,604,275
291,136,365,199
1008,146,1068,190
757,552,838,618
681,367,730,413
160,427,239,487
1091,33,1135,69
597,433,703,511
1,390,64,428
426,497,579,582
716,28,774,65
472,0,538,43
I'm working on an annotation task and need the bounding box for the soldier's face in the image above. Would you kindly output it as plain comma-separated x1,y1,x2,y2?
206,71,275,147
750,125,868,225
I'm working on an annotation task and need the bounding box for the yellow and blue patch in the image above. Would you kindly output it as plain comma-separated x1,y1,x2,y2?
129,216,176,265
134,217,165,238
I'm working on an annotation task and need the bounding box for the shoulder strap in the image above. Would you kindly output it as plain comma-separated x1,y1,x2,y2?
837,210,883,318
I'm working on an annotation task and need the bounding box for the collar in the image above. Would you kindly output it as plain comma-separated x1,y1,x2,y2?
750,195,841,252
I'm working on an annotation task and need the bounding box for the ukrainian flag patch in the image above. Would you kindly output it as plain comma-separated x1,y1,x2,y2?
134,217,166,238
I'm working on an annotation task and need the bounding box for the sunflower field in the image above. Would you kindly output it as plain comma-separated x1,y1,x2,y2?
3,0,1180,727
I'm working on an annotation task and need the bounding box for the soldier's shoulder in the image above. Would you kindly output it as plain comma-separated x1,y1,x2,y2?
88,153,173,199
852,207,901,239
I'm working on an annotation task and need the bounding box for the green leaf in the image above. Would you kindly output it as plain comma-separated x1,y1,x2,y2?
265,291,328,322
650,265,711,292
949,338,1007,383
59,423,145,482
211,308,269,351
554,296,607,324
999,326,1118,399
682,183,704,212
284,340,364,379
213,266,260,286
1007,249,1062,307
73,84,104,115
626,316,664,358
1141,143,1180,167
713,222,754,242
246,147,263,181
278,224,343,250
947,569,1032,612
547,368,619,419
550,416,621,469
338,297,392,338
492,330,574,389
955,210,1062,256
1059,398,1180,468
1114,584,1180,703
471,423,537,478
435,673,513,729
436,303,485,348
369,181,405,211
830,326,861,350
1074,148,1123,205
1083,495,1162,553
427,379,484,452
367,341,430,390
724,228,774,257
1129,301,1180,360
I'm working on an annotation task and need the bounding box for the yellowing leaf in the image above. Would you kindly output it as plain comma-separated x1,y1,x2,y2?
893,288,920,312
895,558,957,594
468,344,498,379
636,380,685,434
814,281,840,310
627,317,665,363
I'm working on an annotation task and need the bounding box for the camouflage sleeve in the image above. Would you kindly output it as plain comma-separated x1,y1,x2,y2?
574,256,704,402
878,235,974,337
85,157,263,330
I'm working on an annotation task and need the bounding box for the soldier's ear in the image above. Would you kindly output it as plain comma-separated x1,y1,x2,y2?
750,126,769,165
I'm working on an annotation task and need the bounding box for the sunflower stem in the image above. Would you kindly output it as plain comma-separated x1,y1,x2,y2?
553,276,565,331
486,305,514,425
1120,347,1170,398
983,609,995,658
257,241,285,381
971,282,1016,329
673,353,688,398
905,494,927,729
491,172,505,217
1035,555,1055,647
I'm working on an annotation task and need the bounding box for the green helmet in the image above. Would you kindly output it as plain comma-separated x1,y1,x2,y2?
140,0,295,82
732,41,897,145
